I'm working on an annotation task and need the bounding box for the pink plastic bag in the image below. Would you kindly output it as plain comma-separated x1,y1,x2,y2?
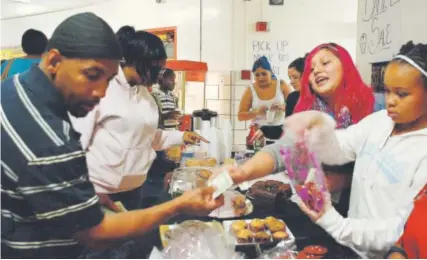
279,131,327,213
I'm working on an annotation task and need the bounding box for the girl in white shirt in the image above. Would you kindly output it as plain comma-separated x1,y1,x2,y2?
222,41,427,258
71,26,205,211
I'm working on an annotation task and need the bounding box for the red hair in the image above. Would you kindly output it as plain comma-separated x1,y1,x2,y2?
294,43,374,124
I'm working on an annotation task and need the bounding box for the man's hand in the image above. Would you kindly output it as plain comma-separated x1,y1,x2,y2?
183,132,209,145
97,193,121,213
176,187,224,216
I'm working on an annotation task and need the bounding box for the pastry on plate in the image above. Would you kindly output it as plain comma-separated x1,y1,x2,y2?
253,231,271,243
272,231,289,242
185,158,201,167
268,220,286,233
201,157,217,167
249,218,265,232
232,195,247,216
236,229,253,243
231,220,247,234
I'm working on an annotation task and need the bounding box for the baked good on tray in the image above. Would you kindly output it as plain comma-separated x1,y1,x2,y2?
253,231,271,243
236,229,253,243
272,231,289,242
231,220,247,234
247,180,292,209
267,219,286,233
249,218,265,232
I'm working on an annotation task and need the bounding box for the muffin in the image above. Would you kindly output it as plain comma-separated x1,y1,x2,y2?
303,245,328,256
232,195,247,216
265,216,277,223
201,157,217,167
231,220,247,234
268,220,286,233
272,231,289,242
265,216,278,227
253,231,271,243
236,229,253,243
249,218,265,232
185,158,201,167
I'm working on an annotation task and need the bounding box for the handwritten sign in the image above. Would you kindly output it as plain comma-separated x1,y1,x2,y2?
357,0,402,62
251,40,290,77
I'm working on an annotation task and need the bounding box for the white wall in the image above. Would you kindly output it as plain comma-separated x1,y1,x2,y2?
356,0,427,82
1,0,359,76
231,0,358,79
1,0,203,61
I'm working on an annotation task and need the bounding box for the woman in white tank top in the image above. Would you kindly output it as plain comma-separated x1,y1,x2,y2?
238,56,294,142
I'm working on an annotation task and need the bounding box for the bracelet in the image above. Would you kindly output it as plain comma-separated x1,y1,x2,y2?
385,245,408,259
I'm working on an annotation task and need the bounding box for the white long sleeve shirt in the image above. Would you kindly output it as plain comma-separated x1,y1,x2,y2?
311,110,427,258
71,68,183,194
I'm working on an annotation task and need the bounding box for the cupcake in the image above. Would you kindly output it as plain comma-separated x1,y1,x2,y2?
231,220,247,234
272,231,289,242
236,229,253,243
265,216,278,228
253,231,271,243
268,220,286,233
250,218,265,232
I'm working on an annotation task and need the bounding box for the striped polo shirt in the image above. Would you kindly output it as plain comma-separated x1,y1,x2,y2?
152,89,179,130
1,65,104,258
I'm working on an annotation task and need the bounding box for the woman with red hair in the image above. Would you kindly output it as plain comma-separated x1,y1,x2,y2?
294,42,376,128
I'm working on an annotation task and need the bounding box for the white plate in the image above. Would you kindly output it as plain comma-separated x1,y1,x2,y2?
209,190,254,218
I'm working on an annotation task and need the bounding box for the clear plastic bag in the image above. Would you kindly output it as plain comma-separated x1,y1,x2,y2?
259,241,297,259
279,130,327,213
160,221,243,259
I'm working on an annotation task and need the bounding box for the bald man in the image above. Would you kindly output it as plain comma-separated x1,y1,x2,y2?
1,12,223,258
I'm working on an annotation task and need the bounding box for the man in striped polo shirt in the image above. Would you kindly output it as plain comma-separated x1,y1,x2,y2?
1,13,223,258
152,68,181,130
